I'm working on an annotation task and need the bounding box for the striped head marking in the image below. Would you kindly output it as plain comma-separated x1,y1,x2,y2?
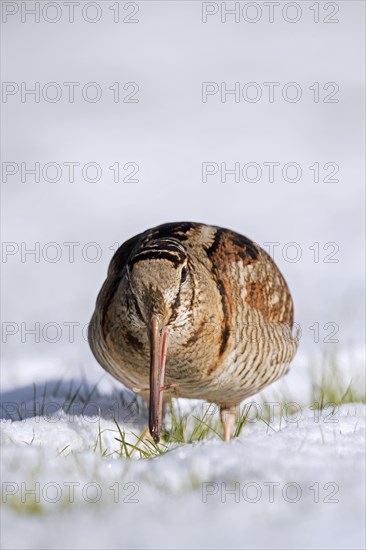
127,238,191,325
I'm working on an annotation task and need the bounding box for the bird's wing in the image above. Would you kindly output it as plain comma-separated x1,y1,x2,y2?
202,226,295,326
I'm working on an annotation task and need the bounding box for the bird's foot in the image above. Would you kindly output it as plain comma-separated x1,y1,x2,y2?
132,383,178,394
132,387,148,393
159,383,178,393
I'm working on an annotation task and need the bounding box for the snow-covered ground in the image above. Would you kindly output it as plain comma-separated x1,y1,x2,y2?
1,398,365,549
1,350,365,549
1,1,365,548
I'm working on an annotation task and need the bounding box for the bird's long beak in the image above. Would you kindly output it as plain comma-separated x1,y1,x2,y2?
149,315,169,443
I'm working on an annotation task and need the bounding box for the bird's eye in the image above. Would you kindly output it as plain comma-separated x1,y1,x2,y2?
181,266,188,283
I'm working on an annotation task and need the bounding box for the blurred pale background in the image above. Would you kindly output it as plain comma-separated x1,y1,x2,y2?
1,1,365,388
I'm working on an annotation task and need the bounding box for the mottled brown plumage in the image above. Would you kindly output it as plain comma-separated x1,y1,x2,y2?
88,222,298,441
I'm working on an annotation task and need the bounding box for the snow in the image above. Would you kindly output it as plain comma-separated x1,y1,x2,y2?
1,356,366,550
2,1,365,548
1,399,365,549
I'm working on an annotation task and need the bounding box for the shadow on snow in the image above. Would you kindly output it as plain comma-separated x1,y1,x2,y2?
0,379,147,427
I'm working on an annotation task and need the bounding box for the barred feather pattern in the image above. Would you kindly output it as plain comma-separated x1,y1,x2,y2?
89,222,299,408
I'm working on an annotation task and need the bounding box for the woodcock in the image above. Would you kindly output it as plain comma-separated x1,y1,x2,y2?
89,222,298,442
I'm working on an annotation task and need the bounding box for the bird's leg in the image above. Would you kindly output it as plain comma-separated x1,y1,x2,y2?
220,406,236,441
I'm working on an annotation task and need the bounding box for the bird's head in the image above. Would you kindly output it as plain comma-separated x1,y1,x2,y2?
127,246,190,325
126,239,192,442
